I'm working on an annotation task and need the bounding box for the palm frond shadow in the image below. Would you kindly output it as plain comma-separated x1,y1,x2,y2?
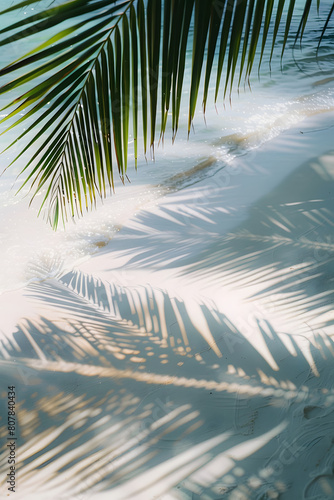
1,272,334,498
97,149,334,330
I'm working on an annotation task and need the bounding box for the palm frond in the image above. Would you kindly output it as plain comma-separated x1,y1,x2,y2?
0,0,333,227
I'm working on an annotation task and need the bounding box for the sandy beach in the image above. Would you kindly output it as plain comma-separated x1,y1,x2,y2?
1,110,334,499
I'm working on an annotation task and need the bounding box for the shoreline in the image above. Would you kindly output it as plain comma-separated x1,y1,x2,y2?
1,107,334,298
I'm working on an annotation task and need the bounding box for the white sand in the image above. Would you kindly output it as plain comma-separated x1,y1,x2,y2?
1,111,334,500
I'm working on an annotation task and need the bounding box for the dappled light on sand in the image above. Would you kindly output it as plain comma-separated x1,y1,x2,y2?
1,257,334,498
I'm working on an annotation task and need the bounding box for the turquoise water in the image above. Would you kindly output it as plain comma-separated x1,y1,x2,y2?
0,0,333,293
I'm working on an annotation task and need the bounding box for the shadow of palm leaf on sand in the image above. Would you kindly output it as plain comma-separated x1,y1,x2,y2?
100,150,334,333
0,272,334,499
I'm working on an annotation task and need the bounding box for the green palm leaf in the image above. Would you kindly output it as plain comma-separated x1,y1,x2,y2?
0,0,333,228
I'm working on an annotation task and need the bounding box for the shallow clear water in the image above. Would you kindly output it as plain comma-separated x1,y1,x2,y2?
0,0,333,293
